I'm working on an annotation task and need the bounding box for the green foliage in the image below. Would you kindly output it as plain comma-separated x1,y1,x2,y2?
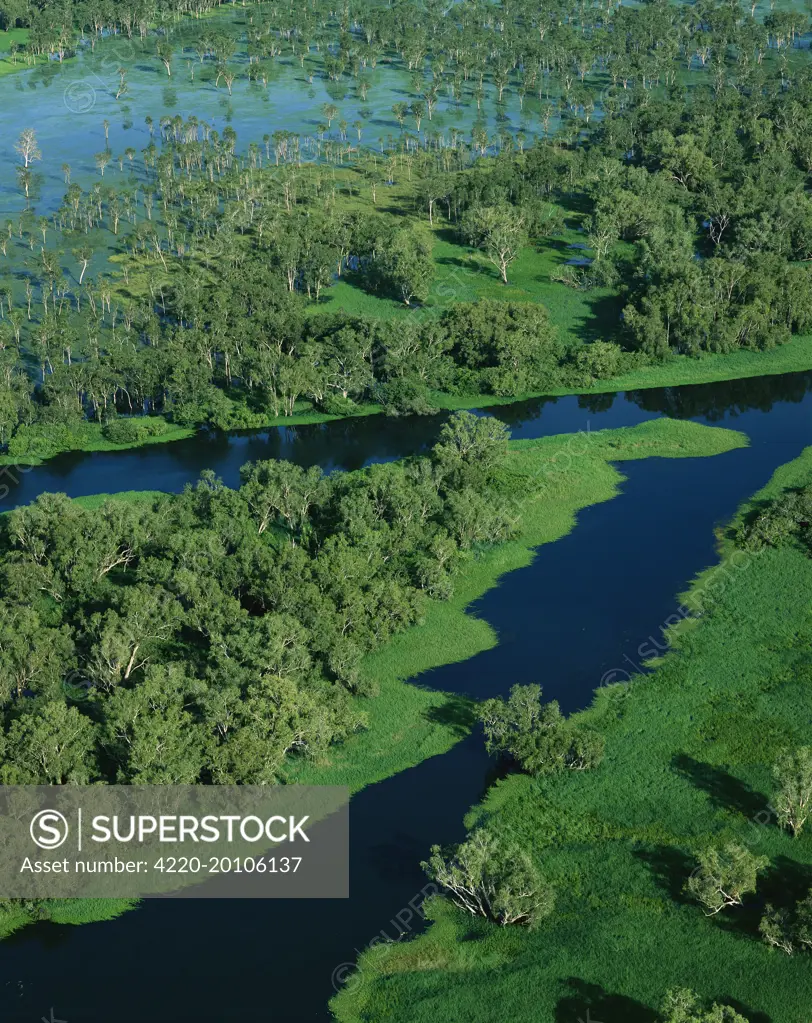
685,843,768,916
773,747,812,839
480,683,604,776
371,226,434,306
659,988,750,1023
759,889,812,956
422,828,554,928
440,300,563,395
431,410,510,490
0,413,526,785
101,417,169,445
375,379,438,417
574,340,625,385
736,485,812,554
460,203,528,285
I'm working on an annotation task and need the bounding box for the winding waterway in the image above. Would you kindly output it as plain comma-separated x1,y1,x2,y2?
1,371,811,1021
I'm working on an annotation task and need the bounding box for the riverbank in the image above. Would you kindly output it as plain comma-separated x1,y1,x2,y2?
0,417,746,942
4,351,806,469
332,446,812,1023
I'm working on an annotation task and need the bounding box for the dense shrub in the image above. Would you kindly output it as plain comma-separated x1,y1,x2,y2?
102,417,169,445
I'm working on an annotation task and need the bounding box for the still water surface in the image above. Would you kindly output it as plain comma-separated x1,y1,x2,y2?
1,371,810,1022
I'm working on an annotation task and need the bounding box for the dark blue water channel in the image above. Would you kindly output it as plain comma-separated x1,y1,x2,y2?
1,371,811,1021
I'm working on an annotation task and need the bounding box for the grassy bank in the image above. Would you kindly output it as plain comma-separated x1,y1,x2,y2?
0,418,746,942
0,420,195,467
287,418,749,793
332,447,812,1023
2,348,801,471
0,899,139,941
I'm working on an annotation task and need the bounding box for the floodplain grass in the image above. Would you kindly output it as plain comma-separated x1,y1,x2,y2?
72,490,166,511
0,898,140,941
331,446,812,1023
0,420,195,467
0,418,746,943
293,418,748,792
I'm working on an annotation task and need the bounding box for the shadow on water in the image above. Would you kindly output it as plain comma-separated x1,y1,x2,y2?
3,370,811,510
1,371,811,1021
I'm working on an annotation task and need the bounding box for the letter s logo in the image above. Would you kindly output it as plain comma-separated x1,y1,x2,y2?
30,810,69,850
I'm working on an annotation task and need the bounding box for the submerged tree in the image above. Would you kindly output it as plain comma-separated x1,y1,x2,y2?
14,128,41,169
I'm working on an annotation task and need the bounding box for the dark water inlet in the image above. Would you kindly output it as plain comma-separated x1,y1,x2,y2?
2,371,810,509
1,371,811,1021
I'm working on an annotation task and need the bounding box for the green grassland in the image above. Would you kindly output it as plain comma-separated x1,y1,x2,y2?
312,171,812,395
0,418,746,941
332,447,812,1023
0,420,195,467
291,416,749,794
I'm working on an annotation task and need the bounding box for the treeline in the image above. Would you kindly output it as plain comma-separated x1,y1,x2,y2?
0,267,608,457
1,0,811,450
0,411,518,784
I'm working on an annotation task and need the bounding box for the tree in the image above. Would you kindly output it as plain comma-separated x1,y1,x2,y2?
575,340,623,384
102,663,208,783
461,203,527,284
373,226,433,305
759,904,797,955
94,151,112,177
86,586,182,691
441,300,562,393
432,410,509,488
659,988,750,1023
759,887,812,955
480,683,604,775
0,604,74,706
422,828,554,927
410,100,425,131
239,459,326,539
773,747,812,837
156,39,172,76
15,128,41,168
322,102,339,129
685,843,768,916
0,701,97,784
392,101,409,128
72,246,92,284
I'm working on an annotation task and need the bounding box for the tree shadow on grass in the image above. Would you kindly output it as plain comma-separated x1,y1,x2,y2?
423,695,479,737
672,754,767,819
632,844,696,905
703,857,812,942
578,290,625,342
718,998,772,1023
555,978,655,1023
760,855,812,909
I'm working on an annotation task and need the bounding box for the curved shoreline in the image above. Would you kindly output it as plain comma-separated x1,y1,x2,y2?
3,345,810,469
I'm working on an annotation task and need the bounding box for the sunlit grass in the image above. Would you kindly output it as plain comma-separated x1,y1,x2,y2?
333,447,812,1023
